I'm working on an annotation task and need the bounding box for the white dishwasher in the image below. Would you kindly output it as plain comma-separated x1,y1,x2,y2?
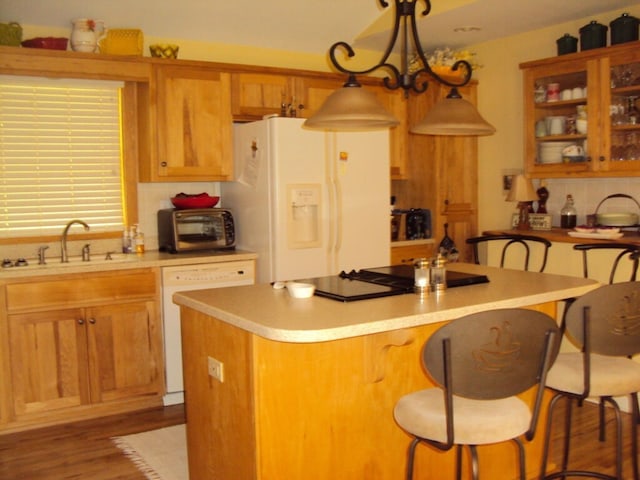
161,259,255,405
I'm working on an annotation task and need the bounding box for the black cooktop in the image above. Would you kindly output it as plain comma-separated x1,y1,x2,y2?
299,265,489,302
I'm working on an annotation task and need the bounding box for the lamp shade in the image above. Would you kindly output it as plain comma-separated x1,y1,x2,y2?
410,96,496,136
507,175,537,202
303,85,399,131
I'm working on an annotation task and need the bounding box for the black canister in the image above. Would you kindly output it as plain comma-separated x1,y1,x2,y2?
610,13,639,45
556,33,578,55
579,20,608,50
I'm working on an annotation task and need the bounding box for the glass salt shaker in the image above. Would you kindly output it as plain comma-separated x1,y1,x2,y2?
414,258,430,296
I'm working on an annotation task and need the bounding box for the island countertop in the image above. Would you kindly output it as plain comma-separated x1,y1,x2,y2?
173,262,599,343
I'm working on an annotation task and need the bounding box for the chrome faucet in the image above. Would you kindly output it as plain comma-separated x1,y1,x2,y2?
61,220,90,263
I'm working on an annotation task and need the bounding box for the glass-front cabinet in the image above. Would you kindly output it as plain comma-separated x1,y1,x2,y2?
521,40,640,178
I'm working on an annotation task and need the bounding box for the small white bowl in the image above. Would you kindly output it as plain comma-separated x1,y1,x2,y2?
286,282,316,299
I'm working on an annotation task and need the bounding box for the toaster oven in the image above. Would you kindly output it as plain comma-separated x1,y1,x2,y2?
157,208,235,253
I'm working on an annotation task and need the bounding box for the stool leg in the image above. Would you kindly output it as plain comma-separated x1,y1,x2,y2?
513,437,525,480
469,445,479,480
540,393,563,479
456,445,463,480
632,393,639,480
406,438,420,480
598,397,606,442
560,396,574,472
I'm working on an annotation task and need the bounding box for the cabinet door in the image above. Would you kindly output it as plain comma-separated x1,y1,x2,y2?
601,45,640,174
9,308,89,417
522,57,596,177
297,76,346,118
231,72,294,120
364,85,409,180
86,301,163,404
390,243,435,265
155,66,233,181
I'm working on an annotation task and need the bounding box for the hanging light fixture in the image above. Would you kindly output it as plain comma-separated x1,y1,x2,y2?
303,0,495,136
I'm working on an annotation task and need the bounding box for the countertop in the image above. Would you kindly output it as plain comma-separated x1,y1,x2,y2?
0,249,257,279
173,262,598,343
483,228,640,245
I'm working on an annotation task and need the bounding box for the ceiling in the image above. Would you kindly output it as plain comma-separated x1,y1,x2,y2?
2,0,638,55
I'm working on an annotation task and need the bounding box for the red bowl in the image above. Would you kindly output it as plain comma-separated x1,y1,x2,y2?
171,193,220,209
21,37,68,50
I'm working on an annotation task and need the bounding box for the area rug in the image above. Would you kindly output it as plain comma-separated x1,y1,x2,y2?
112,424,188,480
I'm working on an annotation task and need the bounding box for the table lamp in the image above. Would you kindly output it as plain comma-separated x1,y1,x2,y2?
507,175,537,230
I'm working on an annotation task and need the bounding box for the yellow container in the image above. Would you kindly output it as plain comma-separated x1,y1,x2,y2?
99,29,143,56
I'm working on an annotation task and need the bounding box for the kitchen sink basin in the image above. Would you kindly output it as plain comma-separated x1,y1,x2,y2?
1,253,139,273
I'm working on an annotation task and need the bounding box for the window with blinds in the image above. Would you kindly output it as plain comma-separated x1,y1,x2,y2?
0,75,125,239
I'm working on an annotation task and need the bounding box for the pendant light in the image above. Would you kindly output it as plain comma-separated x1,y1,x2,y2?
303,75,399,131
303,0,495,136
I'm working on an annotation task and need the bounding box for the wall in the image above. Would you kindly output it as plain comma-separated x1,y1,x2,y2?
471,5,640,231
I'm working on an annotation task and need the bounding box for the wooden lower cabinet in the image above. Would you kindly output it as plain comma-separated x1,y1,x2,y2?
0,269,164,433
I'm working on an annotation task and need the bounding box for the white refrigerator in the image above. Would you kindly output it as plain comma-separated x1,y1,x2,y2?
222,117,390,284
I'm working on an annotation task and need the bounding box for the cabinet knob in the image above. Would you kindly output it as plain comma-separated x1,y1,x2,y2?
160,161,167,167
89,317,96,324
78,318,85,325
599,155,606,162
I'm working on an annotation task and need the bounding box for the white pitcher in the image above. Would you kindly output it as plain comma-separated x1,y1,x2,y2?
70,18,105,53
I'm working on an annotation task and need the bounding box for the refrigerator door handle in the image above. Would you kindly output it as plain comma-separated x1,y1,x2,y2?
325,133,341,273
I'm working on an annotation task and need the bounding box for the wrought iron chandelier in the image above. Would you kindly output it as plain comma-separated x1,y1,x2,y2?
303,0,495,135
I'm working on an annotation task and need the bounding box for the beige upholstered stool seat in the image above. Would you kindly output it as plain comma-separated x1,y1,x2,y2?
547,352,640,397
394,391,531,445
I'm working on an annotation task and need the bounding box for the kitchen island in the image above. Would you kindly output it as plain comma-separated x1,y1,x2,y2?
174,263,598,480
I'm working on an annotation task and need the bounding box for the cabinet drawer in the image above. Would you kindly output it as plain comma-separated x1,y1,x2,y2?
6,269,157,313
390,243,435,265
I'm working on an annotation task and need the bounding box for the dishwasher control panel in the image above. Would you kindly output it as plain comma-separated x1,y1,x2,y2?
162,260,255,287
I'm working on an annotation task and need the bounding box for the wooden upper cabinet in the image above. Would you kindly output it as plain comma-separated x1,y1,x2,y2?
139,65,234,182
231,73,344,120
520,40,640,178
231,72,296,120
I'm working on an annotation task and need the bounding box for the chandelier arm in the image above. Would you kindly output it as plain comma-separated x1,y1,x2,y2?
326,0,472,92
328,0,408,85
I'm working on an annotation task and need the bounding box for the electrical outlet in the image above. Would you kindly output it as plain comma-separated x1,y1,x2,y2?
207,356,224,382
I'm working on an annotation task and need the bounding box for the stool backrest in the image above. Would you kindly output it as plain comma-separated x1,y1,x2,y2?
573,243,640,284
564,281,640,357
466,234,552,272
422,308,560,400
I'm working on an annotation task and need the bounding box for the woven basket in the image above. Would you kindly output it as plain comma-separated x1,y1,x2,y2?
0,22,22,46
99,28,143,55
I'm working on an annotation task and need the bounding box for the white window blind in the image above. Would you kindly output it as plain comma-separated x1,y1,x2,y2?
0,75,124,238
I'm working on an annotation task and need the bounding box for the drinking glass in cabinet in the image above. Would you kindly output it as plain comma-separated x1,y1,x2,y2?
611,132,640,161
611,64,640,87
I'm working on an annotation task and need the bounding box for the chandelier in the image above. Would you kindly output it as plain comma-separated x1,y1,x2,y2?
303,0,496,135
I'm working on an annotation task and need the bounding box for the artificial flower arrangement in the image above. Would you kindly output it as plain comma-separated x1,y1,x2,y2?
409,47,481,75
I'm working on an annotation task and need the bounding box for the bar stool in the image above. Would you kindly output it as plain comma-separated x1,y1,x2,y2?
466,234,552,272
539,281,640,480
565,243,640,435
394,308,560,480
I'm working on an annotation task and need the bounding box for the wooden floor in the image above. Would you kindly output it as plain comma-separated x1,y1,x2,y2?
0,400,636,479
